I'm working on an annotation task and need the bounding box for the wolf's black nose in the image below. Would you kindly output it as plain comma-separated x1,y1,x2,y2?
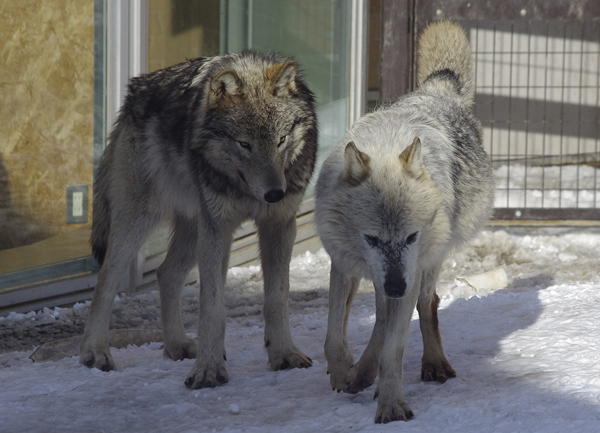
264,189,285,203
384,272,407,298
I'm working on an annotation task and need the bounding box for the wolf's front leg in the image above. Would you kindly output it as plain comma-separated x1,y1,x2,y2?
374,285,420,424
417,264,456,383
346,287,386,393
324,265,360,391
184,224,232,389
258,217,312,371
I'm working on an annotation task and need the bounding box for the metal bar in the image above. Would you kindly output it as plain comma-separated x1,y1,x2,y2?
490,22,500,204
413,0,600,22
575,22,585,207
506,21,514,206
494,208,600,220
523,20,532,207
474,96,600,139
93,0,108,171
107,0,130,131
129,0,148,77
540,21,550,208
558,21,567,207
595,23,600,208
349,0,369,126
380,0,411,103
0,258,98,292
0,274,98,316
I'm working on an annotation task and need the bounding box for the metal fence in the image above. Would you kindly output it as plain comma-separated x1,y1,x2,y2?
469,18,600,219
382,0,600,220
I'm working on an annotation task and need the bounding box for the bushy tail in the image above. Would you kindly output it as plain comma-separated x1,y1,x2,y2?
417,21,474,106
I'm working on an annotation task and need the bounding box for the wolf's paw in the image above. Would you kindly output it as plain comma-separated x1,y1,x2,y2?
269,347,312,371
346,369,376,394
325,345,356,392
374,397,414,424
184,359,229,389
163,337,197,361
327,362,357,392
421,357,456,383
79,346,115,372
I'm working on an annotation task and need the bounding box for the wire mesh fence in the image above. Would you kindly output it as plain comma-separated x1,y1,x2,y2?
465,19,600,216
411,1,600,219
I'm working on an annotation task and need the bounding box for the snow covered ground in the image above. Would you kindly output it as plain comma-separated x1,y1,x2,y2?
2,228,600,432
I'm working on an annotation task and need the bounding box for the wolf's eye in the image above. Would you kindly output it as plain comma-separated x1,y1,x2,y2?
238,141,251,150
406,231,418,245
364,234,379,248
278,136,287,147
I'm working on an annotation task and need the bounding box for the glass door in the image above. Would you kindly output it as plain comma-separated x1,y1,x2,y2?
0,0,363,313
0,0,103,314
143,0,359,272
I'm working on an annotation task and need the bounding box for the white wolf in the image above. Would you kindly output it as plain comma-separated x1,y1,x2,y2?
315,21,495,423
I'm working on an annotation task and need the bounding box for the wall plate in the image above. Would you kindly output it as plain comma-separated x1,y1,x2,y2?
66,184,89,224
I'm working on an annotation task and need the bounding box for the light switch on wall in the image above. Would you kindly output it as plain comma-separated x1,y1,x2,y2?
66,184,88,224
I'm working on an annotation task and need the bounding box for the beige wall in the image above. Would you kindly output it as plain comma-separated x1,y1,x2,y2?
0,1,95,250
148,0,220,72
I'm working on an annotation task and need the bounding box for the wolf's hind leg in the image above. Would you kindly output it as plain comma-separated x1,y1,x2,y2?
417,264,456,383
258,217,312,371
346,287,385,393
80,214,154,371
158,215,198,361
185,222,232,389
324,265,360,391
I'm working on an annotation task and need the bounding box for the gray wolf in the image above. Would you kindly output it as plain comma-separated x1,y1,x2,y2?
315,21,494,423
79,51,318,389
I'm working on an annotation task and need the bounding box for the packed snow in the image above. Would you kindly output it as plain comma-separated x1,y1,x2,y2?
2,228,600,432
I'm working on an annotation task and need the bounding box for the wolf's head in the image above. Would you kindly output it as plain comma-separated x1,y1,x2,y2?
333,137,450,298
196,55,316,204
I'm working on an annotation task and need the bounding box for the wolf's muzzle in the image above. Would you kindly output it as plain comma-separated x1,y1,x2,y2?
264,189,285,203
384,268,407,298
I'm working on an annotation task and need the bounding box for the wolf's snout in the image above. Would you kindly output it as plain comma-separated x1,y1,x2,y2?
264,189,285,203
384,269,407,298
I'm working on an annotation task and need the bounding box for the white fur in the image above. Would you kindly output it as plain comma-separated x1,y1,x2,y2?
315,21,494,423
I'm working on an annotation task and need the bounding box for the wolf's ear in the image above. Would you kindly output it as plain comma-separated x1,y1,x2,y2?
399,137,424,176
343,142,371,186
209,69,244,109
266,60,298,97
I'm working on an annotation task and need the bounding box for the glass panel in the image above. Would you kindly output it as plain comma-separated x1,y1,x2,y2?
0,1,100,297
144,0,223,268
144,0,352,261
148,0,221,72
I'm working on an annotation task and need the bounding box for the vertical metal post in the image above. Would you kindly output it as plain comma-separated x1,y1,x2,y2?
349,0,369,126
380,0,412,104
107,1,148,133
108,0,149,293
107,1,129,132
130,0,148,77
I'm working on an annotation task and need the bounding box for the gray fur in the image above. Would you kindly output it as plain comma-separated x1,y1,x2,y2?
80,51,317,387
315,21,494,423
